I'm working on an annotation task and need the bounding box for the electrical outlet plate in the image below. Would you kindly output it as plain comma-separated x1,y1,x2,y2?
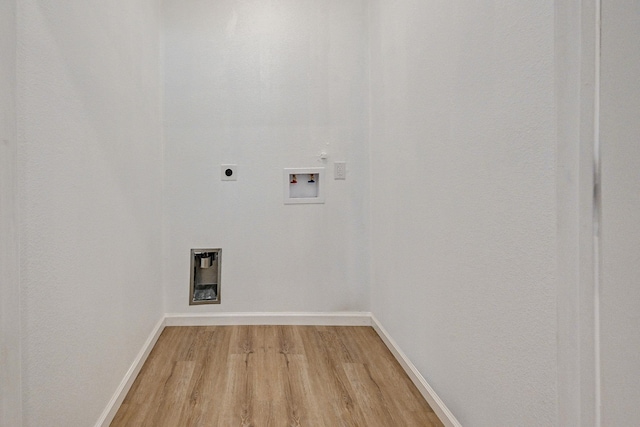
334,161,346,180
221,164,237,181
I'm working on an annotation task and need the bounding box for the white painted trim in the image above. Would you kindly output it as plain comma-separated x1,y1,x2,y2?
164,311,372,327
370,315,462,427
94,317,166,427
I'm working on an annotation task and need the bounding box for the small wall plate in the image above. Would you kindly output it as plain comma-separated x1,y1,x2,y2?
221,164,237,181
284,167,325,204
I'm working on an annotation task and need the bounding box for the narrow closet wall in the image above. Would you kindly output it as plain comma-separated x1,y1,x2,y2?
369,1,558,425
16,1,164,425
161,0,370,313
599,0,640,423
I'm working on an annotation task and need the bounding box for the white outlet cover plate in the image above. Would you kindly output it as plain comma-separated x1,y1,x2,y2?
334,161,346,180
221,164,238,181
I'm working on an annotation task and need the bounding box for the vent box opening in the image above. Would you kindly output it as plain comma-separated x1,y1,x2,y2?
190,248,221,305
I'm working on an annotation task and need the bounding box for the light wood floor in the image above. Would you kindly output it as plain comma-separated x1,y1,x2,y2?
111,325,444,427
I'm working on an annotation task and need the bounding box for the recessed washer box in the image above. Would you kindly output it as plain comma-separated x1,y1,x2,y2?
284,167,325,204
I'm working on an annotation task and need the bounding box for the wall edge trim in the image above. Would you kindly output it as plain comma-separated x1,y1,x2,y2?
95,316,166,427
163,311,373,326
370,315,462,427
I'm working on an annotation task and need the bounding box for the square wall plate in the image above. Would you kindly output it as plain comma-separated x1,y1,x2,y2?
284,167,325,204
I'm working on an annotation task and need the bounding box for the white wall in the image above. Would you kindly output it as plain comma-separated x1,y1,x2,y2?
13,2,640,426
600,1,640,424
369,1,558,426
1,0,22,425
162,0,370,314
555,0,599,425
16,1,164,425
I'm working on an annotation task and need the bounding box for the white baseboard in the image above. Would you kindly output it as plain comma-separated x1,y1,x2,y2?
370,315,462,427
97,312,459,427
164,311,372,327
95,317,166,427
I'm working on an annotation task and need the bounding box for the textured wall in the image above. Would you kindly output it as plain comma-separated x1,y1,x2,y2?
368,1,558,425
554,0,598,424
162,0,370,314
600,1,640,424
0,0,22,425
16,2,638,426
17,1,164,425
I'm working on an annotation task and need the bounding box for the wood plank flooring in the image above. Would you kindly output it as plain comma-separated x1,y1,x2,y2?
111,326,444,427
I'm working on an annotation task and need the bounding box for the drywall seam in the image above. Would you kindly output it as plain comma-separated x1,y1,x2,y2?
159,0,168,317
164,312,373,327
593,0,602,424
94,317,166,427
365,0,374,315
370,315,462,427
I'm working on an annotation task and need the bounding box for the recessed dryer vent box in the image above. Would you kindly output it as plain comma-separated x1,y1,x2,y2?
189,248,221,305
284,167,325,204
